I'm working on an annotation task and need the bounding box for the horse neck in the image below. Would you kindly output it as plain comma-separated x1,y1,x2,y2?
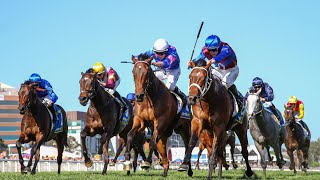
146,72,169,102
91,85,112,107
202,78,225,104
251,102,271,129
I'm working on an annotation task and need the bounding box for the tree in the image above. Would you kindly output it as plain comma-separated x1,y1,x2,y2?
65,136,81,153
309,138,320,166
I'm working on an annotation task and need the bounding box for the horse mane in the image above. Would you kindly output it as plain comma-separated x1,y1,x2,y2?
138,53,150,62
86,68,95,73
195,59,207,67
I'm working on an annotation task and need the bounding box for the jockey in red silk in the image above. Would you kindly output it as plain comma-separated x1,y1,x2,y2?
28,73,58,122
92,62,127,112
188,35,242,111
244,77,284,126
138,38,187,106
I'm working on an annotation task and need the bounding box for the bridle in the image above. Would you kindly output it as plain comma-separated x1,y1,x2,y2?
188,66,213,100
247,93,263,119
19,86,37,113
80,74,98,99
134,61,153,99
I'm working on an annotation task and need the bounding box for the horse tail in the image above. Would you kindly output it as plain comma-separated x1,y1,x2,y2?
57,104,69,148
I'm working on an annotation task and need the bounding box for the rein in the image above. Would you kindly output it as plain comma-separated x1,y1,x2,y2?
188,67,213,99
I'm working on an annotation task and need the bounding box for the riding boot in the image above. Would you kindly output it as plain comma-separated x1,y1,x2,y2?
228,84,243,109
298,120,309,137
113,91,127,118
173,86,187,107
270,104,282,125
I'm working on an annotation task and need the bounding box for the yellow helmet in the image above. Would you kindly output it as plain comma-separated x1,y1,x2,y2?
93,62,105,74
288,96,298,104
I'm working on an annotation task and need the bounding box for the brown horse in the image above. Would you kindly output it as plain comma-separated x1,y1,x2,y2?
179,59,254,179
284,105,311,173
79,71,143,175
195,130,238,170
16,81,68,174
124,54,192,177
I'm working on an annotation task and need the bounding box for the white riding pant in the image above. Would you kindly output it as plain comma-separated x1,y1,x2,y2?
154,67,180,91
107,79,120,95
211,65,239,88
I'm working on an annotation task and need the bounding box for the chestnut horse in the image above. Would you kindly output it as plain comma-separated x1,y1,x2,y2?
124,54,192,177
284,105,311,173
179,59,254,179
79,72,147,175
16,81,68,174
195,130,238,170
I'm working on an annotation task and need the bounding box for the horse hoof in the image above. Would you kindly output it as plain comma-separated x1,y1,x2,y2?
177,164,188,171
141,161,151,169
123,161,132,171
244,170,255,178
233,164,238,169
85,159,93,167
109,161,115,166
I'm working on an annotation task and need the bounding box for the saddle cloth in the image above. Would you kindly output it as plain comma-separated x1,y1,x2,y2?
45,104,64,133
170,91,190,119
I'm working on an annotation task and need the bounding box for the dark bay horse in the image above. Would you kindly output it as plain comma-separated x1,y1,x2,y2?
179,60,254,179
246,91,286,177
124,54,192,177
79,72,145,175
16,82,68,174
195,130,238,170
284,105,311,173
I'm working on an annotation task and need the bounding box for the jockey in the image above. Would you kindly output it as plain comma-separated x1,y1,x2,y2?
285,96,308,134
139,38,187,106
244,77,284,126
92,62,128,113
187,35,242,108
28,73,58,122
126,93,135,107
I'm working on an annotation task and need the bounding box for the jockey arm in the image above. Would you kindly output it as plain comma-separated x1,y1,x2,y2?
263,83,274,102
101,69,117,89
296,103,304,119
214,46,231,63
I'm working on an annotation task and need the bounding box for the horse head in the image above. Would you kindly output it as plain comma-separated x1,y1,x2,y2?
131,54,153,102
188,59,213,105
79,71,98,106
18,81,38,114
284,104,295,124
246,88,263,120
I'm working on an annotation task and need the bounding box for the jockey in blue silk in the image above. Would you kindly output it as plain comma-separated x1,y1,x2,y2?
126,93,135,107
187,35,242,114
28,73,58,122
138,38,187,106
244,77,283,125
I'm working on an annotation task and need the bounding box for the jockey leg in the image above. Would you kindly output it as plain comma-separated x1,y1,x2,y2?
113,91,127,115
296,119,309,137
270,104,282,124
48,105,57,125
228,84,245,123
173,86,187,106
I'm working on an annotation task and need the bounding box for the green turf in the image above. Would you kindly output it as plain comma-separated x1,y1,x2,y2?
1,169,319,180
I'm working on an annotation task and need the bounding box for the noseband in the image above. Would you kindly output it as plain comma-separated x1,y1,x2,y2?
81,75,98,99
188,67,213,99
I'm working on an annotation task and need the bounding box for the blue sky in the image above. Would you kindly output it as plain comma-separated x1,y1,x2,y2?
1,1,319,141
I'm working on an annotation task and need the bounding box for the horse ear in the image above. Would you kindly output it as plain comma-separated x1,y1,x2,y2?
132,55,138,63
284,104,286,108
81,72,84,75
146,56,154,64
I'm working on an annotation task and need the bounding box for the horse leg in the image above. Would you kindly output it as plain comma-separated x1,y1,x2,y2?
254,141,267,178
266,146,274,163
287,148,296,173
80,128,93,167
111,138,125,166
146,139,158,164
101,133,112,175
16,138,26,174
156,135,170,177
216,128,226,179
31,147,41,174
230,141,238,169
234,125,254,177
297,149,306,172
178,119,199,173
125,117,142,172
273,143,283,169
27,135,44,174
56,134,65,174
303,139,311,169
195,147,203,170
132,147,139,173
208,132,219,180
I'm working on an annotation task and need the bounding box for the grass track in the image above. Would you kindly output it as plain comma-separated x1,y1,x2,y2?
1,169,319,180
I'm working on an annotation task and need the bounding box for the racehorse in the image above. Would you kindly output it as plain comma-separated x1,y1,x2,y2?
195,130,238,170
246,91,286,177
284,105,311,173
16,81,68,174
124,54,192,177
179,59,254,179
79,71,142,175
